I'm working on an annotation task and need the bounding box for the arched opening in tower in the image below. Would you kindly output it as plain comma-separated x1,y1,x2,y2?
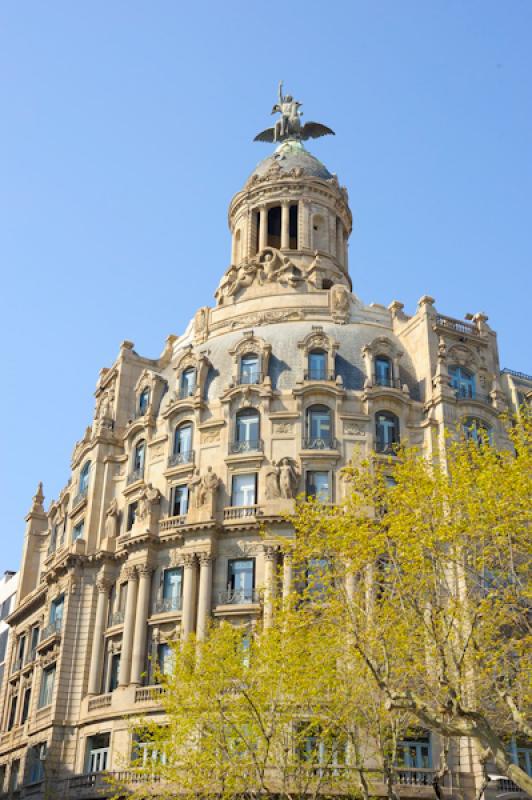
267,206,281,249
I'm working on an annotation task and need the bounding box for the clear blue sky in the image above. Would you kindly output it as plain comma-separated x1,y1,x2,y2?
1,1,531,571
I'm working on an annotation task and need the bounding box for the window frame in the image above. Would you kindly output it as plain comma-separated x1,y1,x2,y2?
231,473,257,507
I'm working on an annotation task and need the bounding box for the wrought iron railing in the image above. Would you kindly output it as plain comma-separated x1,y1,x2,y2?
501,368,532,382
127,468,144,485
373,374,402,389
302,436,337,450
167,449,194,467
179,385,196,399
238,371,263,385
375,440,400,455
229,439,263,454
223,505,261,520
40,619,62,641
454,387,492,404
153,596,182,614
217,588,260,605
304,369,335,381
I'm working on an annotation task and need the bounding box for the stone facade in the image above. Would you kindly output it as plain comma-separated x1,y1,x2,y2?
0,131,530,800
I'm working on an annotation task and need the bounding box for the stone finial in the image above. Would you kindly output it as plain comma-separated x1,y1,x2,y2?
417,295,435,310
31,482,45,513
388,300,405,317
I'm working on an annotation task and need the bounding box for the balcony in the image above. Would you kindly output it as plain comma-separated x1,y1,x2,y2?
179,385,196,400
108,611,124,627
72,486,88,508
152,596,182,615
159,515,188,532
454,387,492,405
229,439,263,455
373,374,402,389
238,372,263,386
396,768,436,786
302,436,337,450
87,693,112,712
40,619,62,642
127,468,144,485
135,684,165,704
217,588,260,605
167,449,194,467
375,441,399,455
223,505,262,521
304,369,335,382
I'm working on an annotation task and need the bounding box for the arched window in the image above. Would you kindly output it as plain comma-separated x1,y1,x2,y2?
180,367,196,399
375,412,400,454
233,409,260,453
171,423,193,465
239,353,260,385
462,417,492,445
306,405,333,449
449,366,475,400
131,440,145,481
289,204,298,249
138,388,150,416
374,356,393,388
307,349,327,381
79,461,91,496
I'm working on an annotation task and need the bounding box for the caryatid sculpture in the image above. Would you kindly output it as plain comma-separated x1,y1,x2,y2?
254,81,335,143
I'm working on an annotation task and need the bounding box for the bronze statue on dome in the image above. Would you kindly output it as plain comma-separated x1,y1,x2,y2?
254,81,335,144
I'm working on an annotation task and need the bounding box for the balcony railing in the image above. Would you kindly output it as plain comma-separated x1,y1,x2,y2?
40,619,62,641
153,596,182,614
238,372,263,385
127,468,144,485
167,449,194,467
218,588,260,605
302,436,337,450
501,367,532,382
108,611,124,627
436,314,480,336
304,369,335,381
375,440,400,455
229,439,263,454
159,515,188,532
396,768,436,786
373,374,402,389
454,387,492,404
179,385,196,399
135,684,165,703
87,693,112,711
224,505,261,520
72,487,88,508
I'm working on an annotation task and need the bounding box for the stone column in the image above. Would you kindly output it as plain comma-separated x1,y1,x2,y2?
282,553,293,608
336,219,344,267
281,202,290,250
196,553,213,642
181,554,197,639
118,566,138,687
130,565,153,685
263,546,277,628
259,205,268,252
88,578,110,695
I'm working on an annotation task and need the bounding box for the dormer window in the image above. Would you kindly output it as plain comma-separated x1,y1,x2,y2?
449,365,475,400
307,349,328,381
180,368,196,399
375,356,393,388
240,354,260,385
138,388,150,416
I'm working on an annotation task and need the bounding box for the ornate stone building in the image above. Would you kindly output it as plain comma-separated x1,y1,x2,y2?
0,91,530,799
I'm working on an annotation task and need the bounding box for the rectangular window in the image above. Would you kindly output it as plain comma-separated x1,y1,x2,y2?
50,595,64,626
29,625,40,662
228,559,255,602
86,733,110,773
231,473,257,507
16,634,26,670
72,519,85,541
0,629,8,662
38,664,56,708
127,502,138,531
10,760,20,792
157,643,174,676
171,485,189,517
28,743,46,784
162,568,183,603
7,694,18,730
108,653,120,692
306,471,331,502
20,687,31,724
0,595,13,621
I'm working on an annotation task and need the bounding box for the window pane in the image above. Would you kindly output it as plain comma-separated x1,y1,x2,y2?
236,412,259,442
240,355,259,383
163,568,183,600
229,559,254,598
172,485,189,516
306,472,330,501
232,474,256,506
72,520,85,541
181,368,196,397
309,408,331,439
308,351,326,379
175,424,192,453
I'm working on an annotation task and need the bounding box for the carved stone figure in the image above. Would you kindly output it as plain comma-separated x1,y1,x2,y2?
136,483,161,522
254,82,335,143
331,283,351,323
199,467,220,507
104,498,119,538
188,468,202,508
265,461,281,500
279,457,299,499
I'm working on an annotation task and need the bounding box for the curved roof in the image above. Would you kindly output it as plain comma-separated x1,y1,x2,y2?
250,139,333,182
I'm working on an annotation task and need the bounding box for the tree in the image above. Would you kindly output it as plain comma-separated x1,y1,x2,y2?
286,412,532,794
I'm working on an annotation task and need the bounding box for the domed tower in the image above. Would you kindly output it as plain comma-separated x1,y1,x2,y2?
216,86,352,307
